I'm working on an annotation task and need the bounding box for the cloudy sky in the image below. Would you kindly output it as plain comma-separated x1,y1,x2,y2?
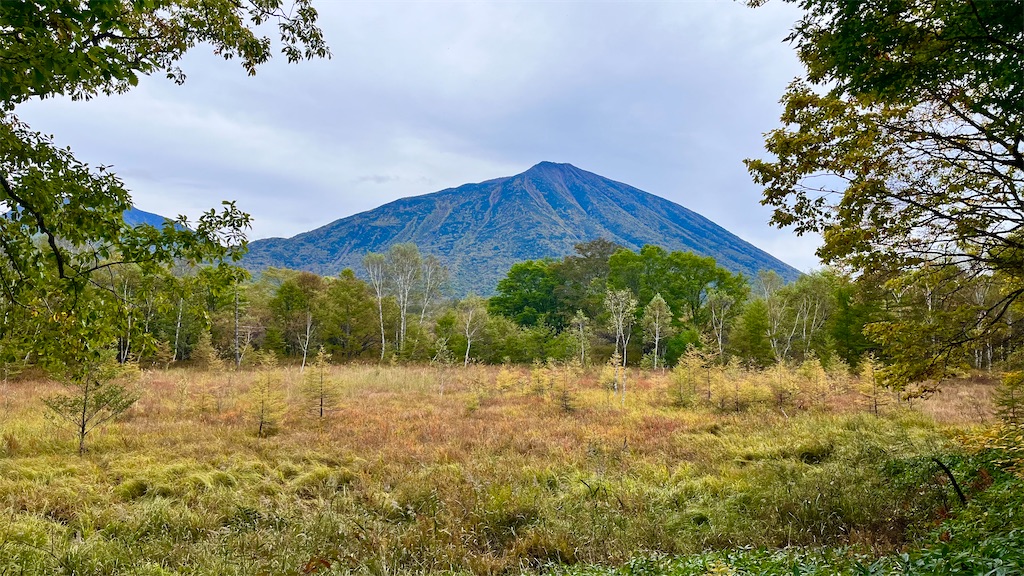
18,0,822,272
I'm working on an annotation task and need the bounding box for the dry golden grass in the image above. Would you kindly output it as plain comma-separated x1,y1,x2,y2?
0,362,997,575
914,372,999,425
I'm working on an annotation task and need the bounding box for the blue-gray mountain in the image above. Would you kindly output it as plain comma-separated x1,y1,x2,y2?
243,162,802,295
123,207,174,228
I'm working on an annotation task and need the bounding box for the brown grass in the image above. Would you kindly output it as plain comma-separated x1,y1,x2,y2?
0,362,997,575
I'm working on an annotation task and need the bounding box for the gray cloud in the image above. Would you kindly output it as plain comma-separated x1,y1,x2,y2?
17,0,821,271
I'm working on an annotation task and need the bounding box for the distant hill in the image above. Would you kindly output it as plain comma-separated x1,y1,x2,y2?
243,162,801,295
3,206,173,229
123,207,175,228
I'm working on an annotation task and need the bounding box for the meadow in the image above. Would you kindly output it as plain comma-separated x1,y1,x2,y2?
0,362,1018,575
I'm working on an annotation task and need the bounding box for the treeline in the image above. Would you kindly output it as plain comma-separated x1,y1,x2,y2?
3,239,1020,381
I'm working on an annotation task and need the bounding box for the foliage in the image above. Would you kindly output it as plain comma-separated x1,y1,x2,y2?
489,259,561,327
970,372,1024,476
457,294,488,366
300,346,338,419
1,0,329,406
670,344,715,407
569,310,593,367
641,293,675,370
747,0,1024,383
190,331,221,370
318,269,380,360
0,0,328,109
994,371,1024,426
604,289,637,397
247,352,285,438
43,352,139,455
730,299,774,367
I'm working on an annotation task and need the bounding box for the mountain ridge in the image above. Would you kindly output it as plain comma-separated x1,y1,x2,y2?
243,162,801,294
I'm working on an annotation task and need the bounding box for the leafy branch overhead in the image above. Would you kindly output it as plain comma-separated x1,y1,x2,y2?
0,116,250,294
0,0,329,373
0,0,330,108
747,0,1024,383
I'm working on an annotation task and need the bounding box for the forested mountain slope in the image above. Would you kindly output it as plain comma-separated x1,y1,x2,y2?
244,162,801,294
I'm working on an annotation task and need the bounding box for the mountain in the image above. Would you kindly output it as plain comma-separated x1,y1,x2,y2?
3,206,174,228
123,207,175,228
243,162,802,294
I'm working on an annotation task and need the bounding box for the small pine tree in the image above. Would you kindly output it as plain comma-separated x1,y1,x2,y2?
556,358,581,414
301,347,338,419
191,331,221,370
495,363,520,392
824,357,853,393
599,353,622,392
152,340,174,370
248,351,285,438
767,361,800,410
857,355,889,416
791,357,829,409
557,387,576,414
672,344,716,406
671,347,704,407
724,357,751,413
530,359,552,395
995,371,1024,426
44,352,139,455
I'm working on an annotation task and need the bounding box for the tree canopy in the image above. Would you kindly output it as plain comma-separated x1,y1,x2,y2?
0,0,328,372
747,0,1024,382
0,0,328,107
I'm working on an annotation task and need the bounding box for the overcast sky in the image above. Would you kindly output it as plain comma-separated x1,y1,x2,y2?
18,0,822,272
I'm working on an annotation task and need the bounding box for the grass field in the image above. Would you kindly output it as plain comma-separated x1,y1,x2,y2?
0,363,1017,575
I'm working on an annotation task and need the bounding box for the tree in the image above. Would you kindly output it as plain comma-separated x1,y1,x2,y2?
418,255,448,329
730,299,775,368
0,1,328,109
705,288,739,360
608,245,746,337
362,252,388,361
385,243,421,352
319,269,379,360
1,1,327,384
642,293,675,370
248,351,285,438
604,288,637,398
205,265,260,367
570,310,592,367
552,239,620,322
489,260,559,327
756,271,797,363
830,275,879,368
747,0,1024,382
2,0,327,285
301,346,338,419
221,266,255,368
44,352,138,455
457,295,488,366
269,271,324,368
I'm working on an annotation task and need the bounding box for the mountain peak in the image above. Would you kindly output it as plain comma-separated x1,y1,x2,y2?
524,161,579,174
243,165,801,295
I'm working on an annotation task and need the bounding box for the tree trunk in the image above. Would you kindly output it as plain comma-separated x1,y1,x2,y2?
653,323,660,371
299,310,313,372
173,296,184,362
377,298,386,361
234,282,241,368
78,379,90,456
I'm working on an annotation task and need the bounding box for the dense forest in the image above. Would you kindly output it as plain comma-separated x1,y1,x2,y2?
11,237,1011,393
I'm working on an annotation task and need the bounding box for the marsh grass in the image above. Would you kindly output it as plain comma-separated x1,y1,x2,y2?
0,363,999,575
